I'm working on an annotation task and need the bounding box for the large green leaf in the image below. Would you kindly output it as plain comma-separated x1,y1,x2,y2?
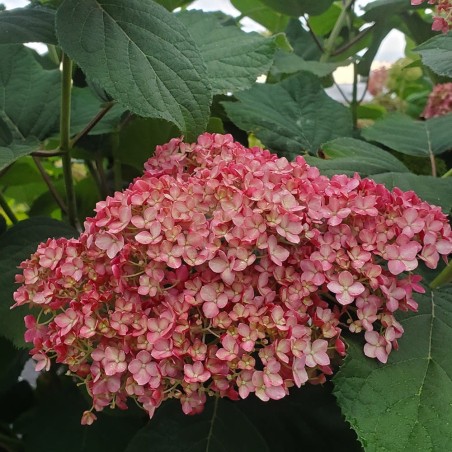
334,286,452,451
0,45,60,141
260,0,335,17
0,218,75,348
414,33,452,77
126,384,360,451
177,10,278,95
0,7,57,44
271,51,348,78
362,113,452,157
230,0,289,33
15,376,145,452
305,137,409,177
371,172,452,212
0,138,39,172
223,72,353,157
126,398,269,452
56,0,211,139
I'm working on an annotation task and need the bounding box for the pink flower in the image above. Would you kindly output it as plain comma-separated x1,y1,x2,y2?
327,271,365,305
304,339,330,368
184,362,211,383
54,308,79,336
129,351,161,387
364,331,390,364
385,241,421,275
266,235,290,266
103,346,127,376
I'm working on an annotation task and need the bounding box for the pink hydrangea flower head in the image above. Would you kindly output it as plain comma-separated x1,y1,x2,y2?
12,133,452,424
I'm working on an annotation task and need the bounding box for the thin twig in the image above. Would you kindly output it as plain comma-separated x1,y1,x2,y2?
70,102,115,148
331,24,374,57
32,156,68,214
304,16,325,53
31,150,65,158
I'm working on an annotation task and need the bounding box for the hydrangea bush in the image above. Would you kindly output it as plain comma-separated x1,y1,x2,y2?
13,134,452,424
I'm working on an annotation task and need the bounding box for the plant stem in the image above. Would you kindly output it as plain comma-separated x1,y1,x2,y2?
59,53,79,230
441,168,452,178
32,156,68,214
0,192,18,224
111,132,122,192
320,0,355,62
430,260,452,289
351,61,359,129
429,153,437,177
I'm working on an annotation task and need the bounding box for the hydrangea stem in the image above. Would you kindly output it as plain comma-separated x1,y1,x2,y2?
320,0,355,62
430,260,452,288
59,53,79,230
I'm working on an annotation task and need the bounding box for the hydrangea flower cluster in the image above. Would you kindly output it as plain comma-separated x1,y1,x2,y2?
368,66,388,97
422,82,452,118
412,0,452,33
13,134,452,424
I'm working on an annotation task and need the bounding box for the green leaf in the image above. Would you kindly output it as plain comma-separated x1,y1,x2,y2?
177,10,278,95
70,87,124,137
126,398,269,452
271,51,349,77
15,376,145,452
371,172,452,212
362,113,452,157
0,7,57,45
357,21,396,76
362,0,409,21
308,3,341,36
230,0,290,33
0,138,39,172
414,33,452,77
127,384,360,451
308,137,410,176
0,218,75,348
56,0,212,139
117,117,180,171
222,72,353,157
260,0,335,17
0,45,60,141
153,0,193,11
285,18,323,61
334,286,452,452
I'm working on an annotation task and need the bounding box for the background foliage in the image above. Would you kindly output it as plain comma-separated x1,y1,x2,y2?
0,0,451,450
